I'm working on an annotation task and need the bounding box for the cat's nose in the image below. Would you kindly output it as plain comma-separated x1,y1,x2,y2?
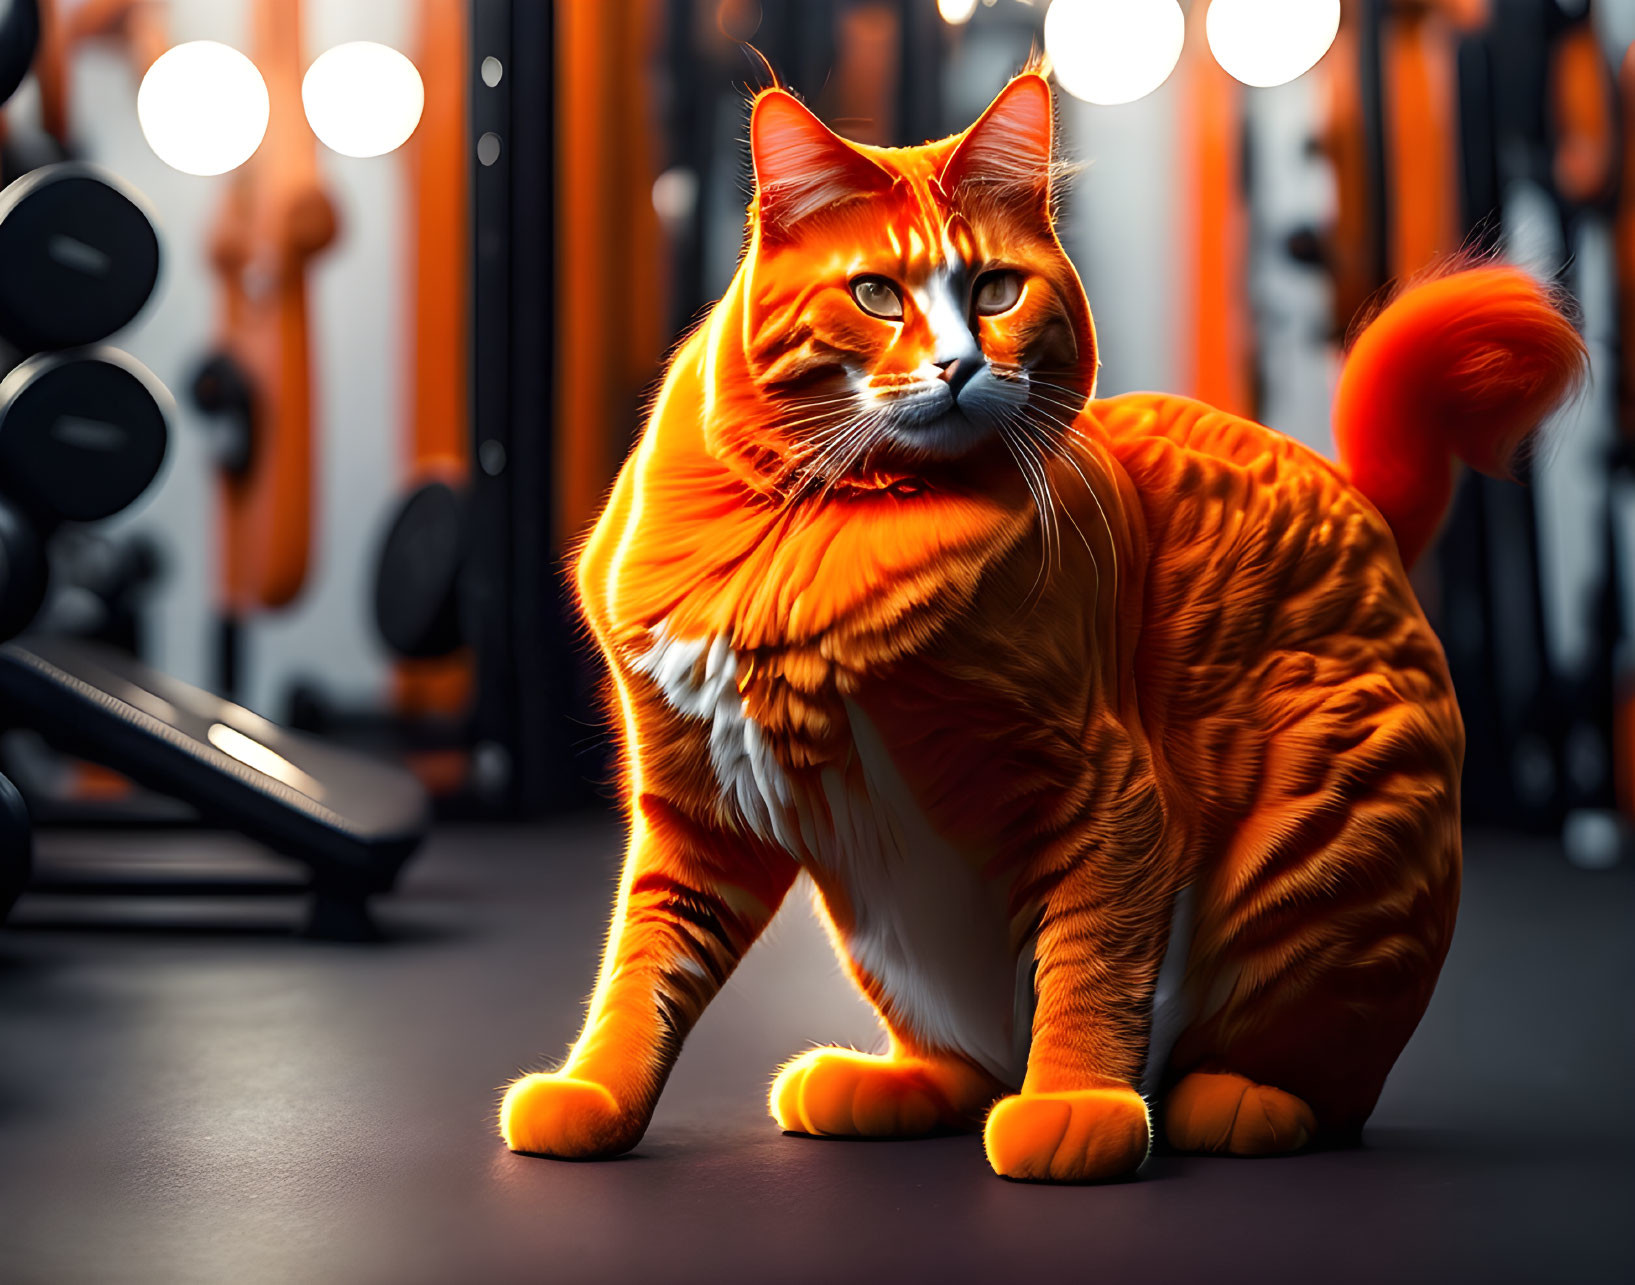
937,357,980,398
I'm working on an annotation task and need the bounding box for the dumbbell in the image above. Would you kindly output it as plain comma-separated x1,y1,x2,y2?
0,156,169,644
0,347,170,522
0,163,161,353
0,346,171,640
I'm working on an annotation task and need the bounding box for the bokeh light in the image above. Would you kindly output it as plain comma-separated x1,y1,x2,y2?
1206,0,1341,89
1044,0,1186,107
137,42,269,176
302,42,425,159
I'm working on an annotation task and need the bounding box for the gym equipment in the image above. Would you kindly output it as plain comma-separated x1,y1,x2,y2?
0,346,168,521
375,479,468,662
0,767,28,920
284,0,476,801
390,0,475,732
0,637,426,936
286,474,473,802
0,493,46,638
39,527,161,655
0,338,168,634
0,164,160,352
189,352,253,477
0,5,428,931
194,0,336,698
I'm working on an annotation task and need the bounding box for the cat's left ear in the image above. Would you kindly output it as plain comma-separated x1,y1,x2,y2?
939,73,1054,218
751,89,895,234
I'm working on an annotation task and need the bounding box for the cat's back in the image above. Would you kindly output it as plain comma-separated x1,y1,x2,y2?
1085,391,1459,828
1089,391,1401,621
1092,391,1348,496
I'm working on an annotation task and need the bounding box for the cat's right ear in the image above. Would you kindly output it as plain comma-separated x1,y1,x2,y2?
939,73,1055,220
750,90,893,235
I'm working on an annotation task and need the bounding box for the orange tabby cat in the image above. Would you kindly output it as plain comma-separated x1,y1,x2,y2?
499,73,1584,1182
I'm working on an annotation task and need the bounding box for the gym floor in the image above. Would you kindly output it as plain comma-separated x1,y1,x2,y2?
1,815,1630,1285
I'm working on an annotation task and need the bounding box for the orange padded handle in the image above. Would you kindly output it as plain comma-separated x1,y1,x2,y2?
206,0,336,613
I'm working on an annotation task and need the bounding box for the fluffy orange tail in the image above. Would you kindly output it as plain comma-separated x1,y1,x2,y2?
1332,265,1587,568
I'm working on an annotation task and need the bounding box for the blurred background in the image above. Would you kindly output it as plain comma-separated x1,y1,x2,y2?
0,6,1631,1280
0,0,1630,914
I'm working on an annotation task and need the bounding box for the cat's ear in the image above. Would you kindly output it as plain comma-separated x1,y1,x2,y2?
939,73,1055,218
751,90,894,234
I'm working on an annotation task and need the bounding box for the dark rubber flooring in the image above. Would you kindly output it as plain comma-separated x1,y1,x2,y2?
1,815,1631,1284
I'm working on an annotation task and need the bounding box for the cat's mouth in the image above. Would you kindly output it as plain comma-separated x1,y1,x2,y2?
872,376,1025,461
883,406,997,460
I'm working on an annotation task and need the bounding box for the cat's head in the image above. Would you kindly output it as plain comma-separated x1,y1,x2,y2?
718,72,1096,494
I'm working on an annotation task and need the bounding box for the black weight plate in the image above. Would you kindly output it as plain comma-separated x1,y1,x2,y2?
0,164,161,351
0,348,170,523
374,480,466,659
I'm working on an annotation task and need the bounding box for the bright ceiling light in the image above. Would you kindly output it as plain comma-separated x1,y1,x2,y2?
137,42,269,176
1044,0,1186,107
1206,0,1341,88
302,42,425,159
938,0,979,23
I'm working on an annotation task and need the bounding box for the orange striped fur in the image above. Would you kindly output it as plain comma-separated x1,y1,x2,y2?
499,74,1585,1182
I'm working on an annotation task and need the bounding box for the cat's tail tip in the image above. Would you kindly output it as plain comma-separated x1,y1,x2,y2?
1332,263,1587,568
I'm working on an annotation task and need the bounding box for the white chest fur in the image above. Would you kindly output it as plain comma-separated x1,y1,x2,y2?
633,623,1028,1085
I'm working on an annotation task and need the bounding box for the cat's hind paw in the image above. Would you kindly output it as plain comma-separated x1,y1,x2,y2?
500,1073,637,1158
983,1087,1151,1182
1163,1071,1316,1156
770,1047,983,1138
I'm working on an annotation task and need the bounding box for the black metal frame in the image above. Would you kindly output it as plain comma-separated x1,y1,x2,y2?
467,0,600,816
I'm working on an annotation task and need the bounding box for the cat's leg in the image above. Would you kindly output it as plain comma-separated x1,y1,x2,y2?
983,857,1178,1182
768,903,1006,1138
501,797,797,1159
1161,767,1459,1155
770,1040,1003,1138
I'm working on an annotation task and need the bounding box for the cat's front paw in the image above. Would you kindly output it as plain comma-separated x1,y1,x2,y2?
771,1047,988,1137
983,1087,1151,1182
500,1073,638,1158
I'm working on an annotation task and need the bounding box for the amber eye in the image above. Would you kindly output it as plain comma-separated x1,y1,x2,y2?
973,270,1023,317
850,275,904,321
